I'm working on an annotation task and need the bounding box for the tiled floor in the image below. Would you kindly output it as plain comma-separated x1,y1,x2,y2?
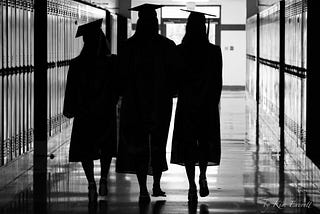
1,91,320,214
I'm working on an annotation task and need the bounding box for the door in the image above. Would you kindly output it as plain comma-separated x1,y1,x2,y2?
162,18,220,46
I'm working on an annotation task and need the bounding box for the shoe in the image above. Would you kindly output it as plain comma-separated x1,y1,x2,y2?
99,177,108,196
188,187,198,202
152,187,166,197
139,192,151,203
88,183,98,204
199,178,209,197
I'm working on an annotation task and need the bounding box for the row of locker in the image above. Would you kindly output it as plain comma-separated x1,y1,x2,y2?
258,4,281,150
245,0,307,155
0,0,35,166
246,16,257,101
46,0,106,137
284,0,307,68
259,4,280,62
0,0,112,166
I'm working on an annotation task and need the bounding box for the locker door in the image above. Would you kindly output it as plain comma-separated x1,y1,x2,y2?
31,4,34,149
27,4,32,150
0,0,3,166
21,2,26,153
3,1,8,164
47,1,51,136
0,72,2,165
16,2,21,156
0,0,2,71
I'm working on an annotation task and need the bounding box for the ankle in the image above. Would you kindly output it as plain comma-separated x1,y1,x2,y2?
199,174,206,180
189,182,197,189
89,181,96,187
153,183,161,189
100,177,108,182
140,187,148,194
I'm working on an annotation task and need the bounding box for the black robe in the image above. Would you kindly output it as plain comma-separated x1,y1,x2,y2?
170,43,222,166
116,34,178,174
63,54,118,162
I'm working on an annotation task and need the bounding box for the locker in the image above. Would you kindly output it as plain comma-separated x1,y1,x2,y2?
22,4,26,153
47,2,51,135
0,1,2,71
30,5,34,67
30,3,34,150
3,72,8,164
15,3,20,156
0,73,2,165
2,1,6,69
8,4,12,69
0,1,2,166
11,2,16,69
30,71,34,149
8,72,13,160
3,0,8,164
16,1,20,68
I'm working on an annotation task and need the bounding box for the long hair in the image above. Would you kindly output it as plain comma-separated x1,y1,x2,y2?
182,13,208,47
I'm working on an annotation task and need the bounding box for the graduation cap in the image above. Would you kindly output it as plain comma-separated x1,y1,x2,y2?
181,9,216,38
75,19,103,38
129,3,163,19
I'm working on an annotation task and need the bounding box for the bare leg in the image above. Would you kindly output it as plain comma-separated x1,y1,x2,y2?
100,156,112,179
99,156,112,196
185,162,197,202
199,160,209,197
199,160,208,180
137,165,150,203
152,170,166,196
137,171,148,194
185,163,196,188
153,171,161,189
82,160,97,203
82,160,95,184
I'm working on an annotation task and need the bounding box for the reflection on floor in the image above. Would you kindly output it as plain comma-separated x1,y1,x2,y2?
1,91,320,214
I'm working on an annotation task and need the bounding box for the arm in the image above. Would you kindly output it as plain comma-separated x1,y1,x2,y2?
63,61,77,118
215,46,223,104
167,41,183,98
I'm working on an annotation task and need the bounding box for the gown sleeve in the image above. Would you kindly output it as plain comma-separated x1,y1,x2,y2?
63,60,78,118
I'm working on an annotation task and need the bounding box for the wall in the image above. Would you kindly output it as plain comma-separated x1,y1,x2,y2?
131,0,247,87
219,0,246,86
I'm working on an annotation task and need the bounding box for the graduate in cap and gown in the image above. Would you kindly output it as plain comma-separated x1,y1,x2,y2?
63,19,118,204
116,3,179,202
170,9,223,203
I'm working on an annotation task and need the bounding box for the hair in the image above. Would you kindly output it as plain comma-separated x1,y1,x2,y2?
81,29,110,57
135,16,159,37
182,13,208,46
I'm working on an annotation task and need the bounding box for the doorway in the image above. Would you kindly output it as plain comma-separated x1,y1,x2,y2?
160,5,221,46
162,18,220,45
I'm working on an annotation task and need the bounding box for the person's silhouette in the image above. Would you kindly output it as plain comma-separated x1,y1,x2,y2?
116,3,178,203
63,19,118,204
170,10,223,203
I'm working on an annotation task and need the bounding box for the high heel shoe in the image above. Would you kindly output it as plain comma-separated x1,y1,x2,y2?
88,182,98,204
99,177,108,196
139,192,151,203
152,186,166,197
188,187,198,203
199,178,209,197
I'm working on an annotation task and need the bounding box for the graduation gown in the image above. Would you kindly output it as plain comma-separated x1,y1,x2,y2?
116,34,178,174
170,43,222,166
63,54,118,162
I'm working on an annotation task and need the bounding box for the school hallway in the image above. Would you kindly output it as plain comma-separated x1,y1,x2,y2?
1,91,318,214
1,0,320,213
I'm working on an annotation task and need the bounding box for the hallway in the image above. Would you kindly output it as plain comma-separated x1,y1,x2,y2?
1,91,318,214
